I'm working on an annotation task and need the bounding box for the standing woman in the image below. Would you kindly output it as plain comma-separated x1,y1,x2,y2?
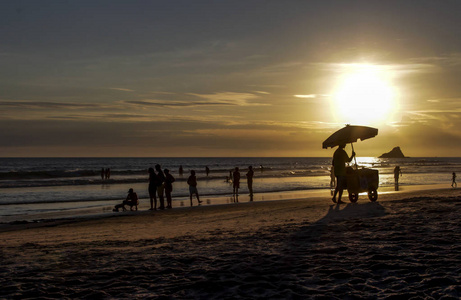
246,166,254,199
164,169,175,209
155,164,166,210
233,167,241,197
148,167,158,210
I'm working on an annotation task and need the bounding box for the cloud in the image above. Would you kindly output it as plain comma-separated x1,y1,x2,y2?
125,100,229,108
315,62,437,76
126,91,267,108
188,92,261,106
294,94,316,99
108,88,135,92
0,101,101,109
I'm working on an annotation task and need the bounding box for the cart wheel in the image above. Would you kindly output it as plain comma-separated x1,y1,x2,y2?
349,193,358,203
368,189,378,202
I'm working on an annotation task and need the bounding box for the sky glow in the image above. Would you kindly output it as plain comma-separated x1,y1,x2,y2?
2,1,461,157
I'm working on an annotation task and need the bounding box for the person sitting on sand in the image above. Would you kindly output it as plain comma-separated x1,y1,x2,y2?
164,169,175,209
332,144,355,204
187,170,202,206
113,188,139,212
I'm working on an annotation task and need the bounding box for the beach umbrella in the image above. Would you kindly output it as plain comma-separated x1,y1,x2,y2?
322,125,378,166
322,125,378,149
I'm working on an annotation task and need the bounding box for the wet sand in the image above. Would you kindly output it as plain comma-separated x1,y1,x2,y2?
1,186,461,298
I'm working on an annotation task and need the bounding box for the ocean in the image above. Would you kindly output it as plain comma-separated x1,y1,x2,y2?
1,157,460,223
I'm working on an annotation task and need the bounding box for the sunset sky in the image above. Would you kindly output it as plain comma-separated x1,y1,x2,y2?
2,1,461,157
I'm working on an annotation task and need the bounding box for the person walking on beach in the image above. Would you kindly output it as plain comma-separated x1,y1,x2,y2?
394,165,402,191
148,167,158,210
164,169,175,209
105,168,111,180
187,170,202,206
113,188,139,212
155,164,166,210
246,165,254,199
233,167,241,198
452,172,457,188
206,166,210,177
101,168,105,181
332,144,355,204
179,165,184,176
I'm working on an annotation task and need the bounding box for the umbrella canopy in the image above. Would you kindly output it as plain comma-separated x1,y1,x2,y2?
322,125,378,149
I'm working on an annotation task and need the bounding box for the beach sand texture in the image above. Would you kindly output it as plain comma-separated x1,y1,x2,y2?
1,188,461,299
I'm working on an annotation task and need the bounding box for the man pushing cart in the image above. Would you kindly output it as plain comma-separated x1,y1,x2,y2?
323,125,379,203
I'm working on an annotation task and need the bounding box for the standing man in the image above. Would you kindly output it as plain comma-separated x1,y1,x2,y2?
187,170,202,206
332,144,355,204
394,165,402,191
246,165,254,200
232,167,241,198
155,164,166,210
148,167,158,210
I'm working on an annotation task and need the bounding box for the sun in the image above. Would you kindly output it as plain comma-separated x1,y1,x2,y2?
332,64,398,126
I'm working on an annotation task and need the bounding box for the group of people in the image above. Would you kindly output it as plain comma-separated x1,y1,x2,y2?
113,164,256,212
101,168,111,180
230,166,254,199
148,164,177,210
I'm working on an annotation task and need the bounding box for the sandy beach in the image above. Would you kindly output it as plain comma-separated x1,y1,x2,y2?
1,187,461,299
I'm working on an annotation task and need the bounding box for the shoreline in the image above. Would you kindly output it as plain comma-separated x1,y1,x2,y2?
0,182,453,232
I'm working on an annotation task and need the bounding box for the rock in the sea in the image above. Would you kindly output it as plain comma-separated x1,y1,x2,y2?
379,147,405,158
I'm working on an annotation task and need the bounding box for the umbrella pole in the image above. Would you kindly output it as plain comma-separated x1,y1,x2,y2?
351,143,358,169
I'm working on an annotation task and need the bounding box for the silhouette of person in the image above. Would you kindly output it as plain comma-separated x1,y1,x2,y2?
155,164,166,210
179,165,184,176
164,169,175,209
233,167,240,197
452,172,457,188
206,166,210,177
246,165,254,199
148,167,158,210
330,166,336,186
187,170,202,206
394,166,402,191
332,144,355,204
105,168,111,180
101,168,105,181
113,188,139,212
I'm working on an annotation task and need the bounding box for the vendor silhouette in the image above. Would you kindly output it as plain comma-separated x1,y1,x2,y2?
331,144,355,204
